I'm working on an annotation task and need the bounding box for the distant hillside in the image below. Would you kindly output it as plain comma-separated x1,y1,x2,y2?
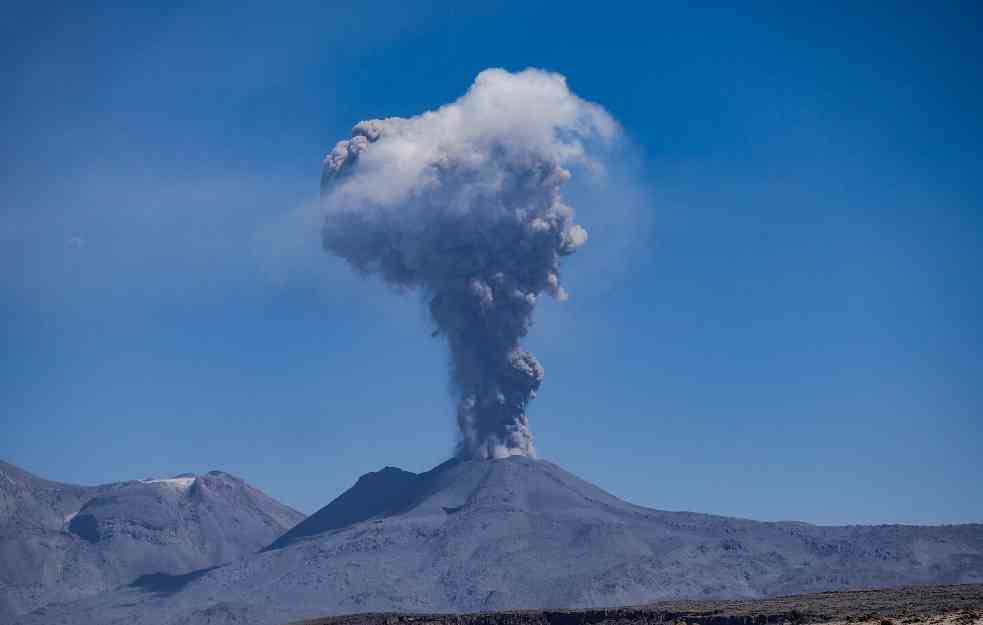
14,456,983,625
0,460,305,617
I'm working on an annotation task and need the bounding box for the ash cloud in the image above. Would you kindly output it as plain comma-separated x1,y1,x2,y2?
320,68,617,459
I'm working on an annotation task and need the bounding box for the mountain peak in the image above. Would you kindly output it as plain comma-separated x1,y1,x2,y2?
0,460,305,618
268,464,422,550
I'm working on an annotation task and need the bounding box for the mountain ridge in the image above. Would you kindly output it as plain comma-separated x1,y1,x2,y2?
0,459,306,618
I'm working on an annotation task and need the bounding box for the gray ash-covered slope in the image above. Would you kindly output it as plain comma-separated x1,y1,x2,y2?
0,460,305,619
16,456,983,625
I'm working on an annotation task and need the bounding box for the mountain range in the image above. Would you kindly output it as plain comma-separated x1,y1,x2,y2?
7,455,982,625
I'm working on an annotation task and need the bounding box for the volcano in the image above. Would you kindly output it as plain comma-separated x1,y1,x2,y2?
14,456,983,625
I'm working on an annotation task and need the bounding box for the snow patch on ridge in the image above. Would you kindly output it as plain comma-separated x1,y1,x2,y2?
141,477,196,490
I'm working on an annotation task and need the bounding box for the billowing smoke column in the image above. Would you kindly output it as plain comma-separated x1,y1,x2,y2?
321,68,616,459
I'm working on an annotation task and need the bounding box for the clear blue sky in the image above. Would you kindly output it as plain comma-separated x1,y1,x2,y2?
2,1,980,525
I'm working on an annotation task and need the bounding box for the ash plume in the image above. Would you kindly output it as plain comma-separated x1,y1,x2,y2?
320,68,617,459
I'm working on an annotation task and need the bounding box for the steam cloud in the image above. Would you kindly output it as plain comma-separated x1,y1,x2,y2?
321,68,617,459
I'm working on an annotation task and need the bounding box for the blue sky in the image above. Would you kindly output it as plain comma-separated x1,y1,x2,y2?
2,1,980,525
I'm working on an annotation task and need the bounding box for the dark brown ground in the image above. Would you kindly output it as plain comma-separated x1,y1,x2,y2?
291,584,983,625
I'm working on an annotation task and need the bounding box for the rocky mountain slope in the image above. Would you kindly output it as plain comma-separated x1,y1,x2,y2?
0,460,305,619
14,456,983,625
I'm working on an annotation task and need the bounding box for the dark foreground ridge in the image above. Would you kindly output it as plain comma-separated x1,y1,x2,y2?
291,584,983,625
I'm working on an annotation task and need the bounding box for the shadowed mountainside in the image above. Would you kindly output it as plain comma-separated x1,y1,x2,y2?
269,465,425,550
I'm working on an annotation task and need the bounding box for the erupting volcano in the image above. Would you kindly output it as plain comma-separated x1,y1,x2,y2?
7,69,982,625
